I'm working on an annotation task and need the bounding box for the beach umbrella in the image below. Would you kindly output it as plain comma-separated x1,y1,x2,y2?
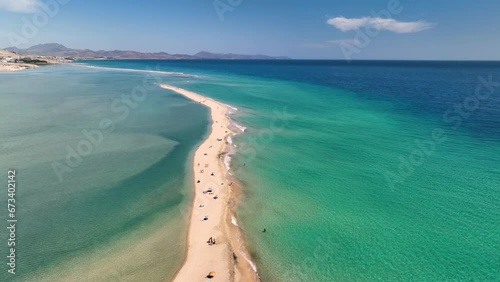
208,271,216,278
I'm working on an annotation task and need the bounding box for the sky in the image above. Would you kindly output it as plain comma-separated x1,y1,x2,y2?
0,0,499,60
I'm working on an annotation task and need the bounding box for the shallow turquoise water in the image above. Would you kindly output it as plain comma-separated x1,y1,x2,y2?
2,60,499,281
0,66,210,281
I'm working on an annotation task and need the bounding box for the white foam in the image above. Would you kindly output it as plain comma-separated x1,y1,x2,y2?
241,252,258,273
224,135,238,173
232,122,247,133
226,105,238,114
231,217,258,272
231,215,239,227
224,154,232,171
72,64,199,78
225,104,247,133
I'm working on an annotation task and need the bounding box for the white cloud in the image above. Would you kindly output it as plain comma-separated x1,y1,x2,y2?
0,0,41,13
327,16,434,33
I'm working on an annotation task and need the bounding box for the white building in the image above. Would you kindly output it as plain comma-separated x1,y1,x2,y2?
0,57,15,63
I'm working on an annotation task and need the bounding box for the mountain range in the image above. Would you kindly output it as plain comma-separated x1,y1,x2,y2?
4,43,290,60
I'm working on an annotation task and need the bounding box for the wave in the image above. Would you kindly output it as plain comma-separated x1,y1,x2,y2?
234,123,247,133
226,107,247,132
231,215,239,227
227,105,239,114
231,216,258,273
241,251,258,273
224,154,232,175
226,105,247,132
224,134,239,175
227,118,247,134
224,106,246,174
70,63,200,78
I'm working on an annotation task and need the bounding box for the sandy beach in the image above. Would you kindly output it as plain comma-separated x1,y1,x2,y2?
159,84,259,282
1,49,35,71
0,63,37,72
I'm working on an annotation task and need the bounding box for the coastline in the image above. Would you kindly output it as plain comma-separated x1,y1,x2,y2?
159,84,259,282
0,63,38,72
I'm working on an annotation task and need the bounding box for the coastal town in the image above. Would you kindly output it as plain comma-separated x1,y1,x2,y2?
0,49,71,71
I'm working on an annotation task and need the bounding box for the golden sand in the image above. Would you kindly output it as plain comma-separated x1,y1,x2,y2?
159,84,259,282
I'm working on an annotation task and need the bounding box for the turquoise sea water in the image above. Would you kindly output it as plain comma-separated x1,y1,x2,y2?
1,60,499,281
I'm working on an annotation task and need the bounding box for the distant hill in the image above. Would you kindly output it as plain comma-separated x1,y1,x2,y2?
5,43,290,60
5,43,190,59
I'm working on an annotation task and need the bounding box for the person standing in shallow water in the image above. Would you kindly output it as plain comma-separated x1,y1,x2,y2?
263,228,267,233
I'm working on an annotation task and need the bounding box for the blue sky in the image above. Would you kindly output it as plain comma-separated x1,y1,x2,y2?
1,0,499,59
